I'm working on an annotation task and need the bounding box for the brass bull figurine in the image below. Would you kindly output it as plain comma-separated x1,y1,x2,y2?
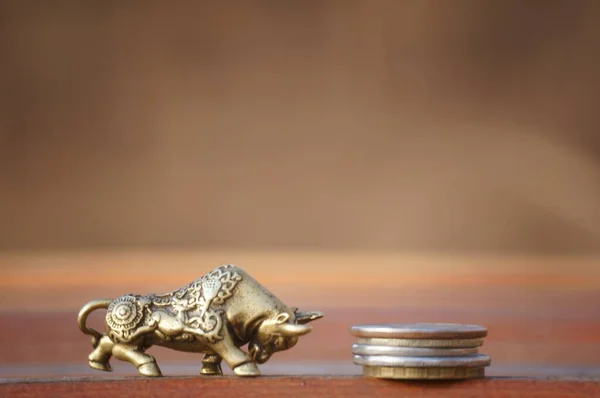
77,264,323,377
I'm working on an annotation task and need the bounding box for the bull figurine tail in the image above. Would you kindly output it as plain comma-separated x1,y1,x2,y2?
78,299,111,347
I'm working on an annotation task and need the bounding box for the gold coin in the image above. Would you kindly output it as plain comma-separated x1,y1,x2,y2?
351,323,487,339
362,365,486,380
356,337,485,348
352,344,479,357
353,354,491,368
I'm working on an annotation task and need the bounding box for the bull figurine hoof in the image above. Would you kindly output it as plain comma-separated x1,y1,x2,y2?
138,362,162,377
233,362,261,377
77,264,324,377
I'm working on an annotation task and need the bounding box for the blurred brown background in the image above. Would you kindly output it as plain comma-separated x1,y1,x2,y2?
1,0,600,379
2,0,600,252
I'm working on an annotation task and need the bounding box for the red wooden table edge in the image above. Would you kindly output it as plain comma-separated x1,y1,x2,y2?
2,376,599,398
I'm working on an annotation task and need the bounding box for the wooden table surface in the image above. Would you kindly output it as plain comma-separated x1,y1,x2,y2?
2,250,600,396
3,376,600,398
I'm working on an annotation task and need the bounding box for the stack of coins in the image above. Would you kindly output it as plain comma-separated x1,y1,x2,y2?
350,323,490,380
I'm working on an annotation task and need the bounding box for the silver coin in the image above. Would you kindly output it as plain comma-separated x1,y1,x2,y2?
362,365,486,380
356,337,485,348
352,344,479,357
353,354,491,368
351,323,487,339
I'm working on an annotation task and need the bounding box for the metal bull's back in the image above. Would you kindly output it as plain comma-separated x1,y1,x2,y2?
77,264,323,377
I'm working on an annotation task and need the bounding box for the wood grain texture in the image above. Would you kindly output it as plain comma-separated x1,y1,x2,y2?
2,376,600,398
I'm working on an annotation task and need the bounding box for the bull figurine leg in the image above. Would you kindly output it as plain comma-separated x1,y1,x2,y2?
200,353,223,375
111,343,162,377
210,329,260,376
88,335,114,372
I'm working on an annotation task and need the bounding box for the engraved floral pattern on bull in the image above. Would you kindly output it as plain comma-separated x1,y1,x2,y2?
105,295,150,342
105,265,242,344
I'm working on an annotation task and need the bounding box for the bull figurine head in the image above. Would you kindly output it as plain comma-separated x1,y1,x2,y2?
77,264,324,377
249,310,323,364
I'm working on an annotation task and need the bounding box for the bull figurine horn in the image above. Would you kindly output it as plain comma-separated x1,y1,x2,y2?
275,323,313,337
294,311,325,324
